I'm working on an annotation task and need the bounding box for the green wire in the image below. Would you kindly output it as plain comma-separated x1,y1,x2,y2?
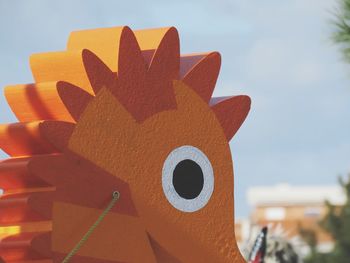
61,191,120,263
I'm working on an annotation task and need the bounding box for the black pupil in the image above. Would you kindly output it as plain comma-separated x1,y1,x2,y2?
172,159,204,200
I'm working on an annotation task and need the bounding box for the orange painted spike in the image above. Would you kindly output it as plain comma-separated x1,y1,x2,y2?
182,52,221,103
0,122,58,157
211,95,251,140
0,232,50,261
4,82,74,123
29,51,93,94
0,157,48,191
0,192,53,224
56,82,94,122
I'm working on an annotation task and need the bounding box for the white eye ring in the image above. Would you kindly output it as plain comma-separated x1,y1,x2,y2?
162,145,214,212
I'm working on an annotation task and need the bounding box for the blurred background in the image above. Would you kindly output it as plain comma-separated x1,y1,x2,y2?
1,0,350,262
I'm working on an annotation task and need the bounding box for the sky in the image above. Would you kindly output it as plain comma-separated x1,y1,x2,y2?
0,0,350,217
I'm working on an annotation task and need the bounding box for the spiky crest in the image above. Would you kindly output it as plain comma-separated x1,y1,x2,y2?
0,26,250,262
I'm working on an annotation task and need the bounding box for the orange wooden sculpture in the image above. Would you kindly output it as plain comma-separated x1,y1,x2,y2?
0,26,251,263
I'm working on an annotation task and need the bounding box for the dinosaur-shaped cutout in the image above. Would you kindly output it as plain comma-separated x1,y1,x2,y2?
0,26,250,262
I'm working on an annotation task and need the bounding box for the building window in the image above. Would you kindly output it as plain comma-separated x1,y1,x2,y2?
304,207,321,218
264,207,286,221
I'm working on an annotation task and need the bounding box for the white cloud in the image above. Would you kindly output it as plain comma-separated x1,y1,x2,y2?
293,61,324,86
245,38,294,81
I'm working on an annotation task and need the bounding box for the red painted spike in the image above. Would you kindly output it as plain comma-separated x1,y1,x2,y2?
134,27,178,121
116,27,149,121
148,27,180,81
210,95,251,141
56,81,94,122
209,96,231,106
0,191,53,224
179,54,207,78
0,157,48,191
39,121,75,152
142,49,156,66
0,232,50,261
82,49,117,95
118,27,147,87
182,52,221,103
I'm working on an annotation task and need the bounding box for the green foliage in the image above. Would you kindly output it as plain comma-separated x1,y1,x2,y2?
300,176,350,263
332,0,350,62
319,177,350,263
299,225,331,263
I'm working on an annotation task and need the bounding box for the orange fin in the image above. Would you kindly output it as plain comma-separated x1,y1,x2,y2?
30,51,92,94
67,26,125,71
4,82,74,123
0,191,53,224
0,232,51,261
0,122,58,157
67,26,175,71
0,157,47,191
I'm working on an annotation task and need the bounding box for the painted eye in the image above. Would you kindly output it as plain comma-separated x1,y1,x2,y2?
162,145,214,212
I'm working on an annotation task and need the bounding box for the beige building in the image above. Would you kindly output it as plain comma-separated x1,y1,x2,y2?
236,184,346,254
